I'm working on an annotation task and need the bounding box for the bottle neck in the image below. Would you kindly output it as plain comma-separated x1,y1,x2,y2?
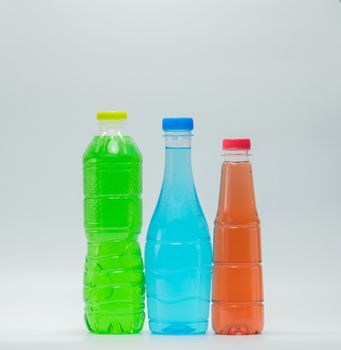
97,120,127,136
164,131,192,148
162,131,195,195
223,150,250,162
217,151,258,224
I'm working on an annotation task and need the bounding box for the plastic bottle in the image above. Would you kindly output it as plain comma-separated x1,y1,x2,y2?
212,139,264,335
83,111,145,334
145,117,212,335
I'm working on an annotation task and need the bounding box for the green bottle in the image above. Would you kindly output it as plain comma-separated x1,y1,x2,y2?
83,111,145,334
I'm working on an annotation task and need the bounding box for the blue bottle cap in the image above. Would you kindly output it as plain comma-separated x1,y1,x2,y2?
162,117,194,131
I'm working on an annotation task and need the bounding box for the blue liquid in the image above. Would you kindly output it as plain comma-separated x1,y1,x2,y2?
145,146,212,335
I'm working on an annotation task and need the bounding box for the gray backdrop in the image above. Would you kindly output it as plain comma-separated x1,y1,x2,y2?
0,0,340,348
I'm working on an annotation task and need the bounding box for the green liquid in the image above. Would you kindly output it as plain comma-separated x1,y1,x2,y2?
83,135,145,334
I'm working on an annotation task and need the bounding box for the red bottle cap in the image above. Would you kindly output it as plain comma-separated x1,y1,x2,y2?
222,138,251,150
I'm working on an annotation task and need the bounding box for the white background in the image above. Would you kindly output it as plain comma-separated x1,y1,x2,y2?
0,0,341,348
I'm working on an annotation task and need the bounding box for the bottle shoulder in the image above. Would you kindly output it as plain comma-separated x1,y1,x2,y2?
147,180,209,235
83,135,142,164
147,207,210,241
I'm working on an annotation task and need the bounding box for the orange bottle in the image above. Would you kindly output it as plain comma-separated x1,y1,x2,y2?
212,139,264,335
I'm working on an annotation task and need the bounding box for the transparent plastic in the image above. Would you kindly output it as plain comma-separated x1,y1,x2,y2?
212,150,264,335
83,120,145,334
145,131,212,335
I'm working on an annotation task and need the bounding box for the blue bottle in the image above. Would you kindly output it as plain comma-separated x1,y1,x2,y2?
145,117,212,335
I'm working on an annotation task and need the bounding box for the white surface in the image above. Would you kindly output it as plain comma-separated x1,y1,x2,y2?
1,331,341,350
0,0,341,348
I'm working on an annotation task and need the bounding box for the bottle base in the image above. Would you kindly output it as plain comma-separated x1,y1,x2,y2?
85,313,144,334
212,302,263,335
214,325,262,335
149,321,208,335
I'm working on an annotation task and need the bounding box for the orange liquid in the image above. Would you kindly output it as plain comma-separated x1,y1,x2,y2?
212,161,264,335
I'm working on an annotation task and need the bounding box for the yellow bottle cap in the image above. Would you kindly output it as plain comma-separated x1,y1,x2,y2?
96,111,127,121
